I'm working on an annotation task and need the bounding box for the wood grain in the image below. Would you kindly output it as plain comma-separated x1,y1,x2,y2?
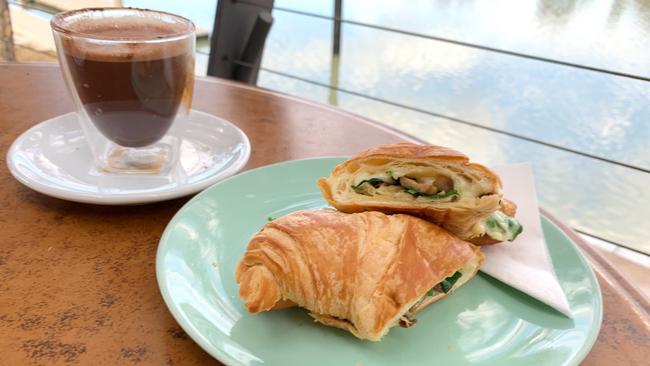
0,63,648,365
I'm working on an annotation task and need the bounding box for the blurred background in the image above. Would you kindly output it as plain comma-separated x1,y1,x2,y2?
2,0,649,294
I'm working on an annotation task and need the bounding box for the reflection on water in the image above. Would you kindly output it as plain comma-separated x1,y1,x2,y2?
256,0,650,254
343,0,650,76
128,0,650,253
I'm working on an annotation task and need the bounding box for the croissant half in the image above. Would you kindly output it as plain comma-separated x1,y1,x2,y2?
318,142,522,244
235,210,484,341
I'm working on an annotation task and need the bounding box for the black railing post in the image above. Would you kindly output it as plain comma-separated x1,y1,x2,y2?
329,0,342,105
332,0,341,56
207,0,274,84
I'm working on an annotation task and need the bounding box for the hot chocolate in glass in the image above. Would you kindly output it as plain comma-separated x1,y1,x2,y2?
51,8,195,174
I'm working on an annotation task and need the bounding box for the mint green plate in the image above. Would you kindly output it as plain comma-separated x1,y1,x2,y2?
157,158,602,366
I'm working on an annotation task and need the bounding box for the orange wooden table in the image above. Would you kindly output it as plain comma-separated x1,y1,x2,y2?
1,63,648,365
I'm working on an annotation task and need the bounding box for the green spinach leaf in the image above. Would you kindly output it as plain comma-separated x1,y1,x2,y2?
351,178,384,191
440,271,462,294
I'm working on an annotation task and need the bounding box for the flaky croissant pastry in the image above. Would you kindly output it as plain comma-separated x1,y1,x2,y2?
235,209,484,341
318,143,522,244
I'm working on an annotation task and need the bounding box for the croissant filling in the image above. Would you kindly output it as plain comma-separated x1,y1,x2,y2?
351,172,460,202
346,163,498,206
398,269,467,328
398,315,417,328
484,211,523,241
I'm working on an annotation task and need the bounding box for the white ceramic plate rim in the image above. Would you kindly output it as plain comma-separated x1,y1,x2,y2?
6,110,251,205
156,157,603,366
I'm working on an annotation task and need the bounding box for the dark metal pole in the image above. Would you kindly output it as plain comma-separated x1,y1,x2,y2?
329,0,342,105
207,0,274,83
235,11,273,84
332,0,342,55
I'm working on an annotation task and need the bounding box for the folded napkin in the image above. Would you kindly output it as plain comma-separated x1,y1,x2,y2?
480,163,572,318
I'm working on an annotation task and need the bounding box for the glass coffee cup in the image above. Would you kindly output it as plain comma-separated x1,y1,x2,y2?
51,8,195,175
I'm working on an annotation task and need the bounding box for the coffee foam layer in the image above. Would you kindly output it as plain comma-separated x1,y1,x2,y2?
55,12,194,61
65,15,188,39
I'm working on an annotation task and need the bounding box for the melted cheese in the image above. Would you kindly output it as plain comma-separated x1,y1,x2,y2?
350,163,494,204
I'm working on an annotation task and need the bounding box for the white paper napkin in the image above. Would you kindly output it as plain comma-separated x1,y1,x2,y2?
480,163,573,318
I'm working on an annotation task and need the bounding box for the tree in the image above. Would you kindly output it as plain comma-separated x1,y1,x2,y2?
0,0,16,61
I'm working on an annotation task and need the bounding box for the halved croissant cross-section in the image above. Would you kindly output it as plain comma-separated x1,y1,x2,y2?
318,143,522,244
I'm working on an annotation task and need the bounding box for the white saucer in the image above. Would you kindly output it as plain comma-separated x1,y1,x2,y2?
7,110,251,205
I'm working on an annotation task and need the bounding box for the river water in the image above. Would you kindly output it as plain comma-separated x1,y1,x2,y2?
125,0,650,254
